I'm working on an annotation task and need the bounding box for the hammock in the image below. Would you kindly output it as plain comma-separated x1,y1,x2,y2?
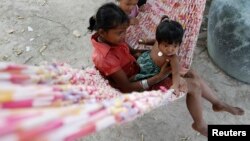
0,0,206,140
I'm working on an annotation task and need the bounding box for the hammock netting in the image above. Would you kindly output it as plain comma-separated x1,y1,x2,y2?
0,0,206,140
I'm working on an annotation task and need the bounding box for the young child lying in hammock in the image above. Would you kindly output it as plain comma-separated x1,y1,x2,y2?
88,2,244,137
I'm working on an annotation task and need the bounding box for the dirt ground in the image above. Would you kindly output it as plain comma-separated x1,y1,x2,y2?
0,0,249,141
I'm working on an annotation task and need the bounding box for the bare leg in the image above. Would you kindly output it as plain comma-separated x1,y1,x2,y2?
188,69,244,115
185,78,208,136
200,78,244,115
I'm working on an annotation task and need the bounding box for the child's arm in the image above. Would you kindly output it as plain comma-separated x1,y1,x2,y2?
138,38,156,46
170,55,181,96
109,61,170,93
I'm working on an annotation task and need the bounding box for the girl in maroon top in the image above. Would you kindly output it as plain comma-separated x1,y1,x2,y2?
88,3,170,92
88,2,244,137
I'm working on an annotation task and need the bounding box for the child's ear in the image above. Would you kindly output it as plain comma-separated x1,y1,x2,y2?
98,29,107,37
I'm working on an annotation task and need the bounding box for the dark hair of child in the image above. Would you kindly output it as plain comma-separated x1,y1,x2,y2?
88,3,129,32
156,15,184,44
137,0,147,7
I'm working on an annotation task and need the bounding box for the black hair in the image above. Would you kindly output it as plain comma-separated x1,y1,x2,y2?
137,0,147,7
156,15,184,45
88,3,129,32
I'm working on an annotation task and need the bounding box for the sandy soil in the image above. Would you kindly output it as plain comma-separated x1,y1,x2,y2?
0,0,249,141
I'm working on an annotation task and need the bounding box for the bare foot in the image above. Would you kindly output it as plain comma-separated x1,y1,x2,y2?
192,123,208,137
212,103,244,115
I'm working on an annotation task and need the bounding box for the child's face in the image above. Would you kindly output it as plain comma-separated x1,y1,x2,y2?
158,42,179,56
100,24,128,45
119,0,138,14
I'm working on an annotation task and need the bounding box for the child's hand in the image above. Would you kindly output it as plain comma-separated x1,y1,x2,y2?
138,38,146,44
172,78,188,97
171,84,180,97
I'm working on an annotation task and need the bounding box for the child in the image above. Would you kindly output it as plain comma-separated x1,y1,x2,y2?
137,0,147,7
116,0,139,25
88,2,244,137
135,16,187,96
136,16,244,135
88,2,170,93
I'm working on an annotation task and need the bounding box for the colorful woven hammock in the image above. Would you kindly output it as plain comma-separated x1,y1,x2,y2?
0,0,206,140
